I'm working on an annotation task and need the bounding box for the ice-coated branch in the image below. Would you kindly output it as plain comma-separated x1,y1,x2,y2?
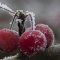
0,2,14,13
10,10,28,35
26,11,35,30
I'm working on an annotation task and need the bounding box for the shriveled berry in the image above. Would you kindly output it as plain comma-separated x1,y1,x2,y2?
0,28,19,53
18,30,47,57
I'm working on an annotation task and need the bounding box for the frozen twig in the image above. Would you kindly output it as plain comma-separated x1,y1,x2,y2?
0,2,14,13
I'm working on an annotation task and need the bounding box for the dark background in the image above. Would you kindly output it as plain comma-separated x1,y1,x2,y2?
0,0,60,45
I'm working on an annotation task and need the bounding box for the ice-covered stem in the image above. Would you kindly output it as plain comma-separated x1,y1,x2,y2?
16,10,27,36
0,2,14,14
16,11,36,36
10,10,27,35
17,21,25,36
26,11,35,30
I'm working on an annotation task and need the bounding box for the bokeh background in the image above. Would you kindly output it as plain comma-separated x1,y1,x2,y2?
0,0,60,45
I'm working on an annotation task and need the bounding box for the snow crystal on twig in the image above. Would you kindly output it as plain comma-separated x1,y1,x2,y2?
0,2,14,13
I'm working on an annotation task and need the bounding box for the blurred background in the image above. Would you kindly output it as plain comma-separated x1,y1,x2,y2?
0,0,60,44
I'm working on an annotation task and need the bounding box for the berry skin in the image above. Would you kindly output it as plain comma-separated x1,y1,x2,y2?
35,24,54,48
18,30,47,57
0,28,19,53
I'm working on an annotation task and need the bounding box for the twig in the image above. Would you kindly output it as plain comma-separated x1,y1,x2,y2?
0,2,14,13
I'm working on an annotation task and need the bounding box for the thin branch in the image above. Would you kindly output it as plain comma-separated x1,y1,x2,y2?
46,44,60,56
0,2,14,13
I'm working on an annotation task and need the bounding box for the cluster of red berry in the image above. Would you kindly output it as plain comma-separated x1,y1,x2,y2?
19,24,54,57
0,3,55,59
0,23,54,57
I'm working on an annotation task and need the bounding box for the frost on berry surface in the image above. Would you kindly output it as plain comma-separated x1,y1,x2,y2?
0,28,19,53
18,30,47,57
35,24,54,48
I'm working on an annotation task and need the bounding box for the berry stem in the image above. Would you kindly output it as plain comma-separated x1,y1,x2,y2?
29,14,35,30
27,11,35,31
10,10,27,36
10,15,16,30
17,20,25,36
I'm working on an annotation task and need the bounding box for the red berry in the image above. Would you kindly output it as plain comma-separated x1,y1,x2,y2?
18,30,47,57
0,28,19,53
35,24,54,48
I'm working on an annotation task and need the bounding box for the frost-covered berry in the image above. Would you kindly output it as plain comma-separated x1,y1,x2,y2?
0,28,19,53
35,24,54,48
18,30,47,57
